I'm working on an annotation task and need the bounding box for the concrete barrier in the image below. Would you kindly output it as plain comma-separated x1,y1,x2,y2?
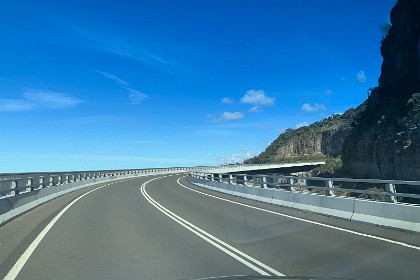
186,176,420,232
351,199,420,232
270,189,355,220
215,181,235,195
0,179,106,225
188,177,215,191
233,185,274,204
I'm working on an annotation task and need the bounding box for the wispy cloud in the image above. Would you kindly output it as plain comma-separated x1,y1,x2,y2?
0,99,34,112
356,70,367,83
241,89,275,106
93,70,129,86
324,89,333,94
24,90,83,109
126,87,148,104
295,122,309,128
248,106,261,113
221,97,234,104
94,70,148,104
212,112,244,123
301,103,326,112
0,90,83,112
69,25,172,72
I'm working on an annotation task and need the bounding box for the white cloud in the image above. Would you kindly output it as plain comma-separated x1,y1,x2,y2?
295,122,309,128
324,89,333,94
212,111,244,123
248,106,261,113
94,70,149,104
0,99,34,112
24,90,83,109
240,89,275,106
221,97,234,104
356,70,367,83
94,70,129,86
126,88,148,104
219,151,253,164
0,90,83,112
301,103,326,112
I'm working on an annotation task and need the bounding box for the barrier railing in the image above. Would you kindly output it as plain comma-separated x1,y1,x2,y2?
0,163,319,200
189,171,420,203
0,167,201,199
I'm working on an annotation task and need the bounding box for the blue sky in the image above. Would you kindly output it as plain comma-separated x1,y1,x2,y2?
0,0,396,172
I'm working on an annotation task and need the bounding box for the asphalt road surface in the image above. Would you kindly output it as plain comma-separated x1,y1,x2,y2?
0,173,419,280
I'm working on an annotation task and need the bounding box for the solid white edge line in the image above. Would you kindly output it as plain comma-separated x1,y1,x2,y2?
3,183,113,280
177,177,420,251
3,173,185,280
140,176,284,276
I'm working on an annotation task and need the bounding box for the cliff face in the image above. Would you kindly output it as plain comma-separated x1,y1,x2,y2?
271,129,351,161
245,109,357,164
342,0,420,180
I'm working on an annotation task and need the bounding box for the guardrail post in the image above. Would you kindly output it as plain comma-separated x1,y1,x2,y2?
325,180,334,196
42,176,50,188
243,175,248,186
211,174,215,181
218,174,222,182
229,175,234,184
51,176,59,186
16,179,30,193
262,176,267,188
287,178,296,191
11,181,18,196
385,183,397,203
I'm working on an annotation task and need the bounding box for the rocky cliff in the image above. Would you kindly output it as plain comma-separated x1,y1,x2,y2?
245,108,358,164
341,0,420,180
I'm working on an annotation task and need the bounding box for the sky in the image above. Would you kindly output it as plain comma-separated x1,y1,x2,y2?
0,0,396,172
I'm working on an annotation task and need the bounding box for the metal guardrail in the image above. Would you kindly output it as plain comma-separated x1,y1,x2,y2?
0,164,290,200
189,171,420,203
0,167,205,199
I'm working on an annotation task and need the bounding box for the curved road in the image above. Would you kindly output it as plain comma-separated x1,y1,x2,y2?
0,173,419,280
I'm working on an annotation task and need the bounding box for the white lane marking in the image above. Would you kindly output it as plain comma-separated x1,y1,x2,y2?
140,176,284,276
4,179,132,280
177,177,420,251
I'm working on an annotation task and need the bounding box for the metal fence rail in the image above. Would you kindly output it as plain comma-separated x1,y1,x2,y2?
190,172,420,203
0,164,287,200
0,167,206,199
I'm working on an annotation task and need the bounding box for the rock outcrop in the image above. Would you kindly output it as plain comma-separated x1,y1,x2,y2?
341,0,420,180
245,109,357,164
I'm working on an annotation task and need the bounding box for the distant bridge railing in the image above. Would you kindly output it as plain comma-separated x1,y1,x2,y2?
0,167,198,199
189,171,420,203
0,163,306,199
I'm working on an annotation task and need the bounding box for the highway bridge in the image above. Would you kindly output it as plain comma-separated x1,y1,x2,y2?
0,165,419,280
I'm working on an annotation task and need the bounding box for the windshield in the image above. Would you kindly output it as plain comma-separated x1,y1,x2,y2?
0,1,419,280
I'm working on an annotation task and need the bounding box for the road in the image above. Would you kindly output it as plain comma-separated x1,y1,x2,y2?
0,173,419,280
